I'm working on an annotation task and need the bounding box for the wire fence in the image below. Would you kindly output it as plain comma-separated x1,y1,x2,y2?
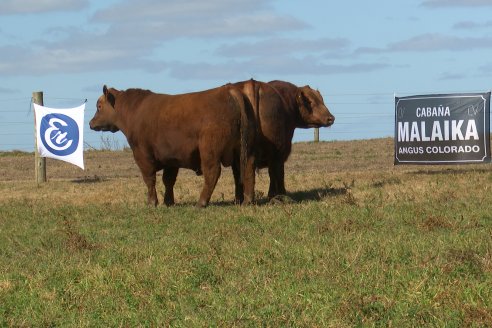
0,94,397,152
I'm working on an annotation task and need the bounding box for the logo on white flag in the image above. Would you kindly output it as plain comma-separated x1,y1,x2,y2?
40,113,79,156
34,103,85,170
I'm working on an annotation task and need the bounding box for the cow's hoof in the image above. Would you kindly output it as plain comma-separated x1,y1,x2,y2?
241,198,255,206
164,199,175,207
195,201,207,208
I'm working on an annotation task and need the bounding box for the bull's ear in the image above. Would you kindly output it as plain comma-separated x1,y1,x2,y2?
297,89,313,112
103,85,116,108
297,89,308,102
107,92,116,108
296,89,306,106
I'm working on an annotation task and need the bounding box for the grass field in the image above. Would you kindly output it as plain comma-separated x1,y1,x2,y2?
1,138,492,326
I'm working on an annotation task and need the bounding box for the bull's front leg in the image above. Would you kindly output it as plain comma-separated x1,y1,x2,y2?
134,154,159,206
162,166,179,206
140,172,158,206
268,159,286,198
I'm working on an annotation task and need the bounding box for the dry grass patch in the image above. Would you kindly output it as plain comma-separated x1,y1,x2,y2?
1,138,492,326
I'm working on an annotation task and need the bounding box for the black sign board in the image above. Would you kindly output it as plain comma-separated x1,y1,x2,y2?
395,92,490,165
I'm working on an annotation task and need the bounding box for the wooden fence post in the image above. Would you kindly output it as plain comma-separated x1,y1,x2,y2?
33,91,47,184
314,128,319,143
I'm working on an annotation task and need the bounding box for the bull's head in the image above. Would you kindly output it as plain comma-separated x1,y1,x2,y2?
89,85,120,133
296,86,335,128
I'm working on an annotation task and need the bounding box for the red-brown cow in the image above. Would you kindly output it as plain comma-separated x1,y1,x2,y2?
89,85,256,207
233,79,335,199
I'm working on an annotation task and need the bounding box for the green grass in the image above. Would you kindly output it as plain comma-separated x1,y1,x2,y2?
1,197,491,326
1,140,492,326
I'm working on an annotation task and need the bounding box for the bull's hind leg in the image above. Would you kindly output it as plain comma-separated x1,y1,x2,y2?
231,152,255,205
232,158,244,204
162,166,179,206
242,154,256,205
197,160,221,208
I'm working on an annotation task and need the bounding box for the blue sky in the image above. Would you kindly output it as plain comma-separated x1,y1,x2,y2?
1,0,492,151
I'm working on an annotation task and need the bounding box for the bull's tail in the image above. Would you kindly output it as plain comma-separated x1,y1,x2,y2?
228,87,253,202
244,79,261,134
241,79,262,172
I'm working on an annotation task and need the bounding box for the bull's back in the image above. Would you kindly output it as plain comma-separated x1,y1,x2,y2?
130,87,240,169
133,87,237,134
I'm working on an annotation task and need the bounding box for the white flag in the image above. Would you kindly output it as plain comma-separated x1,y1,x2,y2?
34,103,85,170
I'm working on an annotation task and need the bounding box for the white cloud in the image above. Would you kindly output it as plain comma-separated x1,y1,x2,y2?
0,0,88,14
453,20,492,29
91,0,307,39
167,57,389,80
0,39,163,76
101,14,305,40
93,0,269,22
421,0,492,7
357,33,492,53
216,37,350,58
0,0,311,76
438,72,467,80
389,34,492,51
0,26,384,79
478,63,492,73
0,86,19,94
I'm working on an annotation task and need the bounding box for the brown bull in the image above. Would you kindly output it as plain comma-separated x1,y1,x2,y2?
233,79,335,198
89,85,256,207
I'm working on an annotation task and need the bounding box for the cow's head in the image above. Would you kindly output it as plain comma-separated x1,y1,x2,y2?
89,85,120,133
296,86,335,128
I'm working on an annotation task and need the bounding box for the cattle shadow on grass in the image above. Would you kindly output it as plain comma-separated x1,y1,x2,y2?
71,175,107,184
239,186,351,205
252,186,349,205
157,187,350,207
288,186,349,202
